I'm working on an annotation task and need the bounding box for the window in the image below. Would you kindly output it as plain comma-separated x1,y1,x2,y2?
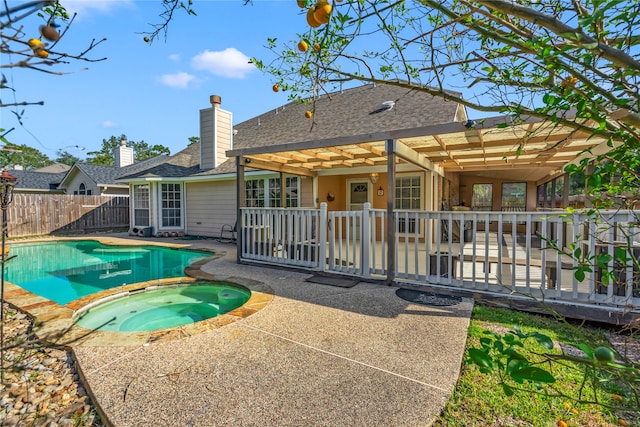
395,175,421,233
501,182,526,211
245,179,265,207
78,183,86,195
471,184,493,211
269,177,299,207
161,183,181,227
133,184,150,227
246,177,299,207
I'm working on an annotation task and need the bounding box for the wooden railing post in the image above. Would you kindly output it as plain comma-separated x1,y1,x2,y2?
319,203,327,272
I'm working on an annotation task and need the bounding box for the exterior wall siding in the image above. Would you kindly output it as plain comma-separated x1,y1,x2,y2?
65,170,100,196
215,109,233,168
199,108,215,170
186,180,236,237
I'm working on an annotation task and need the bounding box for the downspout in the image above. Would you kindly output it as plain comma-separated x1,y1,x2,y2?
385,139,396,286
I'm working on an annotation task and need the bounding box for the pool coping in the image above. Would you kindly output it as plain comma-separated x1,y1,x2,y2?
2,236,274,348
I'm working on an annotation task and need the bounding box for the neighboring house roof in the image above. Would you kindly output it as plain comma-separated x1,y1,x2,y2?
32,163,72,173
118,83,462,181
10,170,66,192
60,156,169,189
116,143,202,180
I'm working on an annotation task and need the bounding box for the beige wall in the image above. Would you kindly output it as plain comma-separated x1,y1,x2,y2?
215,109,233,168
64,169,100,196
199,108,215,170
200,107,233,170
186,180,236,237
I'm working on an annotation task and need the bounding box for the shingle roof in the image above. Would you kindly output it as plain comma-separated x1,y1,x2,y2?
10,170,66,191
118,83,462,180
116,144,202,180
60,155,170,187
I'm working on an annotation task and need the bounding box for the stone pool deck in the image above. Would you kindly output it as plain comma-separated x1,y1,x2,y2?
8,235,474,426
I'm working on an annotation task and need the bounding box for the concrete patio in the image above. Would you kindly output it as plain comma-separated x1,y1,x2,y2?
63,236,473,426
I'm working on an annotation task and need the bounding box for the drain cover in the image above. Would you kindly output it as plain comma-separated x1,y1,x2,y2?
395,288,462,307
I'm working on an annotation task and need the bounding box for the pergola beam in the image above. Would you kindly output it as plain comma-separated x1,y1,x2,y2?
394,140,435,171
245,158,317,177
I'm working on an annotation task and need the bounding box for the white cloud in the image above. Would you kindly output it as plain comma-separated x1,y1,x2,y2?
191,48,254,79
168,54,181,62
159,72,196,88
102,120,116,128
61,1,134,16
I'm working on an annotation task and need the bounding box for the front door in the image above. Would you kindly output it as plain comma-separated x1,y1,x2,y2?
347,180,370,238
348,180,370,211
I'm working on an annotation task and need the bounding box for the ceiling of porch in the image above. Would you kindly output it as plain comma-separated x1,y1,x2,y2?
228,115,607,183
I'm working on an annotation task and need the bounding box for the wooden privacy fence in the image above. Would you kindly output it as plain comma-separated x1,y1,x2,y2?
7,194,129,237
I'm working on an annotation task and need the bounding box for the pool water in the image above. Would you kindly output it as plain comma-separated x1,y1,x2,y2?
6,240,212,305
74,283,251,332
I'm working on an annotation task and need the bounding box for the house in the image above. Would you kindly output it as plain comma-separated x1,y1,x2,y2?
59,141,168,196
119,83,638,321
117,84,465,236
10,169,67,194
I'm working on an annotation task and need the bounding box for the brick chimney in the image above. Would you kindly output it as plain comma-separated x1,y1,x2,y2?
114,139,134,167
199,94,233,170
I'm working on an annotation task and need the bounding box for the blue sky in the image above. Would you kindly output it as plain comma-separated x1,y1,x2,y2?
2,1,304,160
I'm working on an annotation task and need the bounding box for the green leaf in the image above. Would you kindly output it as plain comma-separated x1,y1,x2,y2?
511,367,556,384
502,383,514,396
507,358,524,375
530,332,554,350
578,344,593,359
468,348,494,370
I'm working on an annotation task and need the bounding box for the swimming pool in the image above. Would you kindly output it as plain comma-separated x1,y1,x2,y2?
73,282,251,332
6,240,212,305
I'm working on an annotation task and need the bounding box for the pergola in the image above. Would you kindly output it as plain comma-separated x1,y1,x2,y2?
227,115,606,179
227,114,609,276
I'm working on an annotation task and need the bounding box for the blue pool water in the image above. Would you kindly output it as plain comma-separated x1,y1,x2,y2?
6,240,212,305
74,283,250,332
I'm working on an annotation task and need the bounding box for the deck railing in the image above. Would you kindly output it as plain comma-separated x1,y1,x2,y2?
240,205,640,310
240,206,324,269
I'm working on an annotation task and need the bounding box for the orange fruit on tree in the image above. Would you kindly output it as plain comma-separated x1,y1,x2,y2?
313,43,321,52
298,40,309,52
296,0,305,8
272,84,280,92
314,1,332,24
306,6,321,28
28,38,43,49
36,49,49,58
305,111,313,119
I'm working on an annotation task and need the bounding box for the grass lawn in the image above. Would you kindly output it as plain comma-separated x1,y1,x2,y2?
433,305,638,427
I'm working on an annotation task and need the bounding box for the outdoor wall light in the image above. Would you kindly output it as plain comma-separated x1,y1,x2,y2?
370,172,379,183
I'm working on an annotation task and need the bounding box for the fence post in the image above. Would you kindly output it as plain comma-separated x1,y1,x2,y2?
319,203,327,272
362,203,371,277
